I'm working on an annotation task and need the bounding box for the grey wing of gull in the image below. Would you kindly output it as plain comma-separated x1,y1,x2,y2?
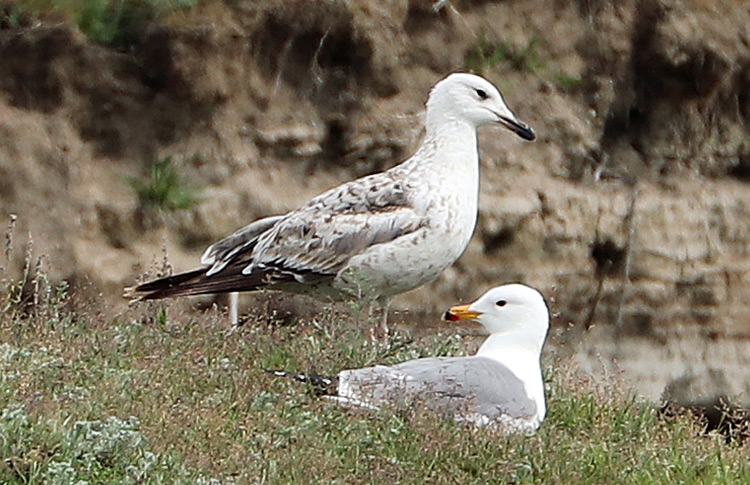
340,356,536,420
245,171,427,281
201,215,284,275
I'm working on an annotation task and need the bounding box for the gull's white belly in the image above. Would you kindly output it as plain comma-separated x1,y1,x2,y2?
336,189,477,298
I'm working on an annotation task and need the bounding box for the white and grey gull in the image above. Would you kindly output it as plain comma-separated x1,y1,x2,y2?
126,73,535,331
269,283,550,431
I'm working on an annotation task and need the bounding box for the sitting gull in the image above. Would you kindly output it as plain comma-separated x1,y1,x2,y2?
126,73,535,333
268,283,550,431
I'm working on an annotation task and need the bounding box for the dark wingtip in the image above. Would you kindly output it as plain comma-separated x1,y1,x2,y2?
266,369,337,396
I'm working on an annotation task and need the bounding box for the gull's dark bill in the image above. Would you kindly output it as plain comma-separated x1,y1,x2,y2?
498,115,536,141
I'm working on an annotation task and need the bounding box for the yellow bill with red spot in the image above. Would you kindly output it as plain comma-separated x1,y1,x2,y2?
444,304,482,321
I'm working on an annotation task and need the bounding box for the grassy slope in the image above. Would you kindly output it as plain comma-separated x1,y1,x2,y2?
0,281,748,484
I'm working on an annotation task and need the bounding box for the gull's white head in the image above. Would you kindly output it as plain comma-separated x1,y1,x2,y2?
445,283,549,339
425,72,535,140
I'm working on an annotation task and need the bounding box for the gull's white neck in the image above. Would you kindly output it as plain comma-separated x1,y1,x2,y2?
403,116,480,217
426,116,478,147
477,329,547,422
477,329,545,358
408,116,479,169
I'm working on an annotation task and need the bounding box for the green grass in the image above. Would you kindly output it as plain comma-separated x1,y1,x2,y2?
464,33,586,92
1,271,749,484
0,2,26,28
130,156,199,212
76,0,154,50
465,34,544,75
8,0,201,49
552,72,585,92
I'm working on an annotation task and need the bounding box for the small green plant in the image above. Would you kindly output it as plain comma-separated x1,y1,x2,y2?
465,34,588,94
8,0,200,50
76,0,150,50
0,3,26,28
131,156,198,212
155,305,168,327
552,72,585,91
465,34,544,74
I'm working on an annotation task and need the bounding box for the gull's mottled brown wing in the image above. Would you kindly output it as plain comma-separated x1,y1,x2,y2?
244,170,427,281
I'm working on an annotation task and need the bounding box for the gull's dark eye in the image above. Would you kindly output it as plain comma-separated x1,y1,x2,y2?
496,300,507,307
475,88,488,100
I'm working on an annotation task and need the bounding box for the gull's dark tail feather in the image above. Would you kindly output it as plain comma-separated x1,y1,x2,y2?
265,369,338,396
124,263,271,300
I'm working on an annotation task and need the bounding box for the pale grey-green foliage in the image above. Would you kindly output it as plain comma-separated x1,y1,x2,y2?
0,404,189,483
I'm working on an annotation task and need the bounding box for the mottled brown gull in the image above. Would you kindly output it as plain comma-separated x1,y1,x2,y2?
125,73,535,332
269,284,550,431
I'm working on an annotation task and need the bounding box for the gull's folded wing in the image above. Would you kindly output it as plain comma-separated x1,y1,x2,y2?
244,171,426,281
338,356,537,421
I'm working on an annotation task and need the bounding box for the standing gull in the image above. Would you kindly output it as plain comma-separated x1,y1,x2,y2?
269,284,550,431
126,73,535,332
